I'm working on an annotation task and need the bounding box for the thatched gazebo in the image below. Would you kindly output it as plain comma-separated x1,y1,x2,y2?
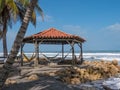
22,28,85,66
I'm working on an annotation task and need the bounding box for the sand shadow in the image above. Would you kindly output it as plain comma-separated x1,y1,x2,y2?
3,75,73,90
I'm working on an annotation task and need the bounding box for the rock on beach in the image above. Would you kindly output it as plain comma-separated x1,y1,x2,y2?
56,60,120,84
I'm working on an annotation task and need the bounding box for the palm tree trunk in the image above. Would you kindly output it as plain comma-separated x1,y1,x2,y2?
0,0,38,89
3,29,8,57
3,28,8,57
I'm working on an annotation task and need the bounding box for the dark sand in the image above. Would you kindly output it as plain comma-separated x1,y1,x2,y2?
1,64,76,90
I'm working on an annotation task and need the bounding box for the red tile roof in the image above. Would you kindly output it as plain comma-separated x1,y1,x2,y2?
23,28,86,43
33,28,73,38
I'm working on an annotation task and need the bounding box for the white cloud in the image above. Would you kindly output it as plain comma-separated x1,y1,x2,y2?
105,23,120,31
37,15,54,22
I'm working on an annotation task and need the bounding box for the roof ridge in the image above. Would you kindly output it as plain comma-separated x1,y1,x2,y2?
33,28,51,36
40,28,67,36
40,28,51,35
52,28,72,36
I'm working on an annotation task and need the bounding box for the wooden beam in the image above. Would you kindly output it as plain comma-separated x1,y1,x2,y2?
66,40,76,64
71,41,75,65
39,39,44,44
62,43,64,60
78,43,83,64
71,45,74,60
34,40,39,67
80,43,83,63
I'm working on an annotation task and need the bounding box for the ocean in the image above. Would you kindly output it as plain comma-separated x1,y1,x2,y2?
83,51,120,61
0,51,120,62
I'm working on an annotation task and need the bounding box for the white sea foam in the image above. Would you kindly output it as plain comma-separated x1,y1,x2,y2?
24,52,120,61
83,53,120,61
0,52,120,61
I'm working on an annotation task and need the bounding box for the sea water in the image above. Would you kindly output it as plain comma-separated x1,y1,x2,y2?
83,51,120,61
0,51,120,62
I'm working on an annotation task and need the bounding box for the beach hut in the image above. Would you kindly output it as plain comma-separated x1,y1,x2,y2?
22,28,85,66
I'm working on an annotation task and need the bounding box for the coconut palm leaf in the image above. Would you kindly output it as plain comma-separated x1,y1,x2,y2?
0,1,5,13
6,0,19,21
35,4,44,21
0,0,44,57
31,12,36,26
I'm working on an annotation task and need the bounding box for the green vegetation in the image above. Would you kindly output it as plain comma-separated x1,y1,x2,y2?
0,0,43,57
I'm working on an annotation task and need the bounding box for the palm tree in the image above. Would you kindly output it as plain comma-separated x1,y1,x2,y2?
0,23,3,38
0,0,43,57
0,0,43,88
0,0,19,57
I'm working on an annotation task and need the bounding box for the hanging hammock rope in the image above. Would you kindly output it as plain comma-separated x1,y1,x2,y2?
39,52,60,62
22,52,36,62
63,48,72,59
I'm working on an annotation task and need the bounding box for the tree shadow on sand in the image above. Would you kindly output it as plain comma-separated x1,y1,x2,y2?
3,75,74,90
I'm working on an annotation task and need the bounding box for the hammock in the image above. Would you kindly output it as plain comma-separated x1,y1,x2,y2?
22,52,36,62
39,52,60,62
63,48,72,59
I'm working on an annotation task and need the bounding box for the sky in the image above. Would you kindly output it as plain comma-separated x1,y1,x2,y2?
1,0,120,52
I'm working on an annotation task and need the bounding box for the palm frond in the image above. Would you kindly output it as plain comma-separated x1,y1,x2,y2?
0,0,5,13
0,0,44,33
31,12,36,27
35,4,44,21
0,29,3,40
0,0,2,8
6,0,19,22
16,0,30,7
15,1,26,22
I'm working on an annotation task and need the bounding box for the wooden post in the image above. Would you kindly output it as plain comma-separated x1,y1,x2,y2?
71,45,74,60
71,42,75,65
80,43,83,63
34,40,39,67
20,43,24,66
62,43,64,60
77,43,83,64
66,40,75,64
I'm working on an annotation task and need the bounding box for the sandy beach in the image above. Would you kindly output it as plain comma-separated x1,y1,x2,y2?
2,64,76,90
1,59,120,90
